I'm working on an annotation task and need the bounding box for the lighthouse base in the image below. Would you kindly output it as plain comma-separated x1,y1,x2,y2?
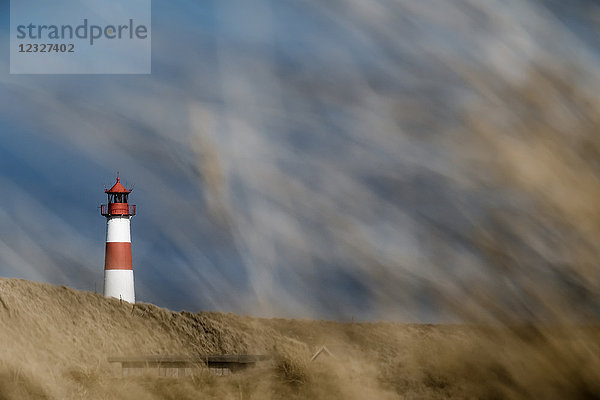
104,270,135,303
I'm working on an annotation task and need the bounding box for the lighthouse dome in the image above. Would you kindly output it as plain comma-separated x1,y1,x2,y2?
105,177,131,194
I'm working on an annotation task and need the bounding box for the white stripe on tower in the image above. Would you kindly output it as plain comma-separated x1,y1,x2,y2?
106,217,131,242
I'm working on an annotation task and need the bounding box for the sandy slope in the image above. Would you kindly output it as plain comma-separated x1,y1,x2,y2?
0,278,306,398
0,278,598,400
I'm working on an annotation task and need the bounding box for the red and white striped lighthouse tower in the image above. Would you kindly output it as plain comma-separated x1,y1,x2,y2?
100,176,136,303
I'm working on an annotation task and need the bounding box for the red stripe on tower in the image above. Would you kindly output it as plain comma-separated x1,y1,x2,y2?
104,243,133,270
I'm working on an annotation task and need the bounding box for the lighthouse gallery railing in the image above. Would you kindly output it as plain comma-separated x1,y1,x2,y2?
100,204,136,216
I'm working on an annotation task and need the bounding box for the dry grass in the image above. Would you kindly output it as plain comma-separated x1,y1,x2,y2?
0,278,598,399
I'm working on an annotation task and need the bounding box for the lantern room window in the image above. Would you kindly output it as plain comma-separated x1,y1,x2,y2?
108,192,129,203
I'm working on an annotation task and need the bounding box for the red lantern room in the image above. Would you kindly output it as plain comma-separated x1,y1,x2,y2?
101,177,136,217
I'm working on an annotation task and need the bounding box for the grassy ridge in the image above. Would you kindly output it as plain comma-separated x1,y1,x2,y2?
0,278,598,399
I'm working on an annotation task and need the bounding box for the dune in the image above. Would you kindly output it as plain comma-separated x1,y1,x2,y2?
0,278,598,399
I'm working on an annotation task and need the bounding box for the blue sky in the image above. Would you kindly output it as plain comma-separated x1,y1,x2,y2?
1,0,599,321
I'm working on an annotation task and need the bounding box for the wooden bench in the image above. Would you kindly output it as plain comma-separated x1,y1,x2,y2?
108,354,270,377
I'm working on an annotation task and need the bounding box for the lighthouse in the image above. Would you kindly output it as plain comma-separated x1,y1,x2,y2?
100,176,136,303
